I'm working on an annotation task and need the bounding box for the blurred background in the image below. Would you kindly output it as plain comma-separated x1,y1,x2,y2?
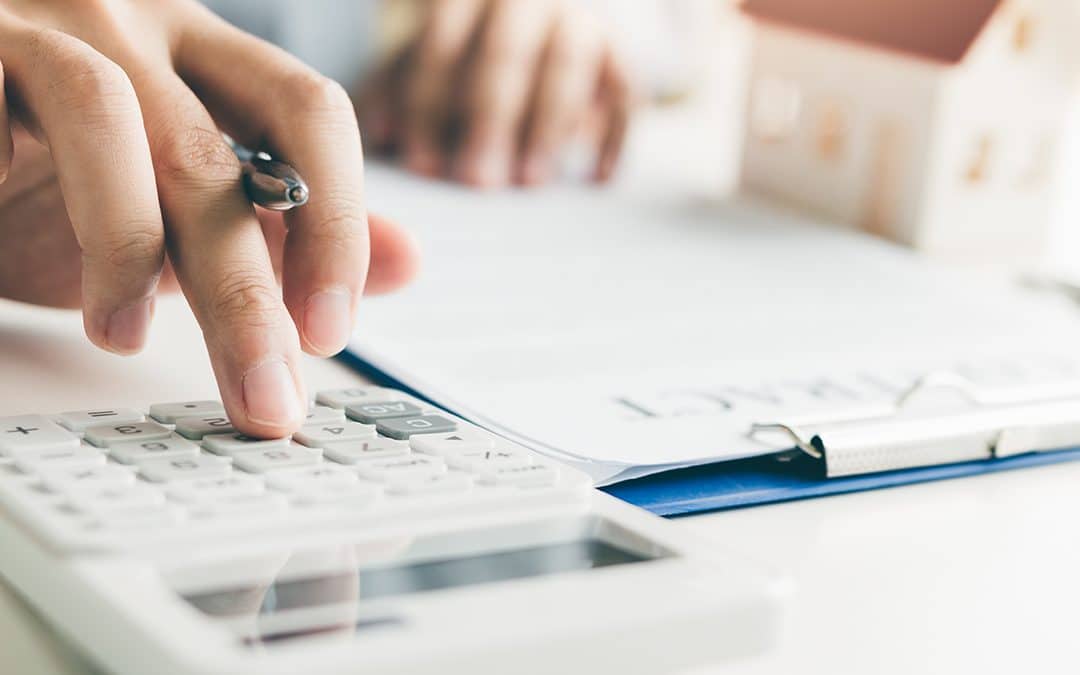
207,0,1080,275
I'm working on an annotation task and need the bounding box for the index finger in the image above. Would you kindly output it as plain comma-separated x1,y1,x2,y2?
175,9,369,358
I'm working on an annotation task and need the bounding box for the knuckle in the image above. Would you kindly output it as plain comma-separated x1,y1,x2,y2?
152,126,241,186
86,226,165,271
209,271,283,329
283,71,355,119
305,196,368,240
31,30,135,109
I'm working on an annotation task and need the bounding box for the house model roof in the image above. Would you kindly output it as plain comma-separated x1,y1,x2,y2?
742,0,1005,63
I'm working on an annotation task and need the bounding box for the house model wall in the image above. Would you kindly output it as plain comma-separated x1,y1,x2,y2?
739,0,1080,260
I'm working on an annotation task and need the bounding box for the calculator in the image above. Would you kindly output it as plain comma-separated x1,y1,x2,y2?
0,385,784,675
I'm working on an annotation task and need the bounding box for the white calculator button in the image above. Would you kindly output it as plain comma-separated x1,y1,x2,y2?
344,401,424,424
293,421,376,447
475,463,559,488
0,416,80,457
68,484,166,515
148,401,224,424
89,505,185,531
55,408,144,432
174,415,235,440
108,435,199,464
385,472,473,496
138,455,232,483
189,493,289,518
14,445,106,472
165,474,265,502
305,405,346,425
84,421,172,447
203,433,291,456
409,429,496,456
315,387,395,409
445,447,534,473
266,464,358,492
281,481,380,508
354,456,447,481
376,415,458,440
322,438,410,464
230,445,322,474
39,465,137,492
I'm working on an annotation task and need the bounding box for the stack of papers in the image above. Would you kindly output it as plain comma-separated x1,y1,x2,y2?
350,165,1080,485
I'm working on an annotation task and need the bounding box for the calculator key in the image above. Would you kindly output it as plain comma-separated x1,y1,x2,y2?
39,465,137,492
0,416,80,457
108,435,199,464
84,421,172,447
354,456,447,481
293,421,376,447
345,401,423,424
189,493,289,519
55,408,144,432
149,401,225,424
376,415,458,440
231,445,322,474
385,472,473,497
409,429,496,456
203,433,291,456
315,386,395,409
305,405,346,425
174,415,235,440
323,438,410,464
266,464,358,492
138,455,232,483
445,447,534,473
14,446,106,472
165,474,265,502
475,463,559,488
88,504,185,531
68,484,166,515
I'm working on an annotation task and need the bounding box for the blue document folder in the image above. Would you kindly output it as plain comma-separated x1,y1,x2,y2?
339,350,1080,518
601,447,1080,517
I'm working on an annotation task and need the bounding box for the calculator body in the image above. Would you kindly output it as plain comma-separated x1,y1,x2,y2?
0,387,785,675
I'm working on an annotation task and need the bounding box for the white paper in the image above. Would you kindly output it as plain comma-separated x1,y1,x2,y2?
352,164,1080,485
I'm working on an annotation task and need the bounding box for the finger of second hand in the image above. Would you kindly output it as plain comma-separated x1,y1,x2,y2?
402,0,486,177
519,17,601,186
453,0,555,188
174,14,372,358
137,72,306,437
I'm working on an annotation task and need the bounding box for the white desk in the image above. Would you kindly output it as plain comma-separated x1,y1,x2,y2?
5,96,1080,673
5,296,1080,675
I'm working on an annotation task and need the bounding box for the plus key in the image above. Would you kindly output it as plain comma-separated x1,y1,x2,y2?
0,415,79,457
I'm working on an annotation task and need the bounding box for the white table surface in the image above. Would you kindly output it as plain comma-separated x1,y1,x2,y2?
4,92,1080,673
4,298,1080,675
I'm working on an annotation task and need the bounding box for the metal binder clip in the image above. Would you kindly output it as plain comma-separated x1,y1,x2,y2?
750,372,1080,478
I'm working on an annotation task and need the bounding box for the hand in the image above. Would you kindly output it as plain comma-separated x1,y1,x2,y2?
359,0,633,188
0,0,419,437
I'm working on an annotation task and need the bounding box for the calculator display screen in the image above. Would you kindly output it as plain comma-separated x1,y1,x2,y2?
183,538,651,636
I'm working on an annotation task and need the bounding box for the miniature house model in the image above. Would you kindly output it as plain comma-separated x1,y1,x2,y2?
739,0,1079,259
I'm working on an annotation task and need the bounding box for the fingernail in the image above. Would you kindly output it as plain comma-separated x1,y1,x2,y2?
303,288,352,355
106,298,153,354
243,360,303,427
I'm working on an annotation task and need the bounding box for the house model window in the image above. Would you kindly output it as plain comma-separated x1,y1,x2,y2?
1013,12,1033,52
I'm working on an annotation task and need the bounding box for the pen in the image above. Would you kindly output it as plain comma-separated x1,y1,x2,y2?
225,134,309,211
